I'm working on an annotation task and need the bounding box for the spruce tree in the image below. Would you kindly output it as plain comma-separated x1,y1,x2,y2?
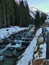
34,11,47,28
24,1,31,26
34,11,40,28
19,0,25,26
14,2,17,26
0,0,4,28
5,0,15,26
40,12,47,25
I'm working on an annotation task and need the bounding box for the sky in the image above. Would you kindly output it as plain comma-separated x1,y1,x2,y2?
27,0,49,13
15,0,49,13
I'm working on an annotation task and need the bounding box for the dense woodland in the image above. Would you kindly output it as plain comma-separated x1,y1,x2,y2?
0,0,47,28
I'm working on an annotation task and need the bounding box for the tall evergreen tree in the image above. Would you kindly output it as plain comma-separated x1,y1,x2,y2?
15,2,20,26
40,12,47,25
34,11,47,28
24,1,31,26
5,0,16,26
34,11,40,28
3,0,7,27
19,0,31,27
19,0,25,26
0,0,4,28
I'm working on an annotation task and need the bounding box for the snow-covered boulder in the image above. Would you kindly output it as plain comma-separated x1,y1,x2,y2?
0,56,3,61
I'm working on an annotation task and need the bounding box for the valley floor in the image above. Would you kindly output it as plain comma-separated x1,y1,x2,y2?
0,26,49,65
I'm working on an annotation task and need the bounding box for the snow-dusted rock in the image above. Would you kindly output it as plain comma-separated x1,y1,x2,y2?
0,56,3,61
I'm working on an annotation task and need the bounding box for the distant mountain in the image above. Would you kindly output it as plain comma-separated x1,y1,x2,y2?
30,7,38,11
29,7,37,18
29,7,47,18
29,7,49,24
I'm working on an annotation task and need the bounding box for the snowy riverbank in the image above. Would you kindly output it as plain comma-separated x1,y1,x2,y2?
17,28,43,65
0,26,27,40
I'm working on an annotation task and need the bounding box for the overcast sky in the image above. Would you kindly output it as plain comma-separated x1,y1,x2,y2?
15,0,49,13
27,0,49,13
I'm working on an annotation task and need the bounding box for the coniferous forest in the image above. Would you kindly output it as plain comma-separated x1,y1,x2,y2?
0,0,32,28
0,0,47,28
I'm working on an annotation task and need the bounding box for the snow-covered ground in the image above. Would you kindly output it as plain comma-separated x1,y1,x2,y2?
17,27,49,65
17,28,44,65
0,26,27,40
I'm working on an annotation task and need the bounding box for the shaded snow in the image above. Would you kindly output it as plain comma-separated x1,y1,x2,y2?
35,28,42,37
29,11,35,18
29,8,36,19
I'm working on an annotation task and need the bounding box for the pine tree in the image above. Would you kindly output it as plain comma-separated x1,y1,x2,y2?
0,0,4,28
24,1,31,26
15,2,20,26
5,0,15,26
2,0,7,27
34,11,40,28
19,0,25,26
34,11,47,28
0,1,2,28
19,0,31,27
40,12,47,25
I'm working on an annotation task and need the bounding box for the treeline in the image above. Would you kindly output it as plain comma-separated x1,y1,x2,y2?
0,0,16,27
0,0,47,28
0,0,32,28
34,11,47,28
